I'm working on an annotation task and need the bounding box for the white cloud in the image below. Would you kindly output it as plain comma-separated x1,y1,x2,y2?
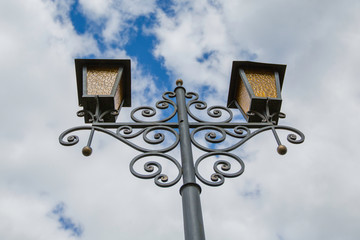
0,0,161,239
78,0,157,44
152,1,232,94
0,190,79,240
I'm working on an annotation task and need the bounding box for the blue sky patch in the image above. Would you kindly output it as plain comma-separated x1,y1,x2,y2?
69,0,87,35
156,0,176,17
196,50,217,63
124,15,171,89
52,202,83,237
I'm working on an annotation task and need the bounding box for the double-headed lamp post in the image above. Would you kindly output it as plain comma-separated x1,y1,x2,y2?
59,59,304,240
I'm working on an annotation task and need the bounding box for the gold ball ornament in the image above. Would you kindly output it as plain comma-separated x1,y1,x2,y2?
176,79,183,86
277,145,287,155
82,146,92,156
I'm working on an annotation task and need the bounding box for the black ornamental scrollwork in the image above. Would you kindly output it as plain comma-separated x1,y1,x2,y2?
60,86,304,188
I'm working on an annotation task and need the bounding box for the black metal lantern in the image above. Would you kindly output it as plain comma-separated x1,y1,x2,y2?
227,61,286,124
75,59,131,123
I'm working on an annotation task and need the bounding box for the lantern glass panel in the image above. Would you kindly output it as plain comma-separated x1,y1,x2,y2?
236,78,251,114
244,69,278,98
87,66,119,95
114,80,123,110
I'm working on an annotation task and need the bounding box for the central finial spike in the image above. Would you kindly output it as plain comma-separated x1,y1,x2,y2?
176,79,183,86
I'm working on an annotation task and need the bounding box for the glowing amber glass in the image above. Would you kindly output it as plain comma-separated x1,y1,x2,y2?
87,67,118,95
244,69,277,98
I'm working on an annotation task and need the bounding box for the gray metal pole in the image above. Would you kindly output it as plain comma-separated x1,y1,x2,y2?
175,80,206,240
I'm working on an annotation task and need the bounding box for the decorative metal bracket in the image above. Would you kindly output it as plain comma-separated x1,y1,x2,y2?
59,83,304,187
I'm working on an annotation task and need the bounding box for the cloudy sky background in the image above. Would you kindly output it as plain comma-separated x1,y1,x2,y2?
1,0,360,239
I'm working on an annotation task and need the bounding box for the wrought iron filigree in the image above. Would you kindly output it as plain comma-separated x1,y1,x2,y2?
59,83,305,188
131,91,177,123
59,125,179,153
130,152,182,187
190,125,304,153
186,92,233,123
195,152,245,186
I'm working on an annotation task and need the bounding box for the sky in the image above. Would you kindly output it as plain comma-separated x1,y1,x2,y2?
1,0,360,239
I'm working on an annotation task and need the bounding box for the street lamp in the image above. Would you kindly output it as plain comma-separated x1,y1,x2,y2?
227,61,286,124
59,59,305,240
75,59,131,123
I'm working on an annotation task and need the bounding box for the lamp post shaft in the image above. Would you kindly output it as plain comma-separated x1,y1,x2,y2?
175,85,206,240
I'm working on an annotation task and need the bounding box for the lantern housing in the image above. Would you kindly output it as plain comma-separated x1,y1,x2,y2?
75,59,131,123
227,61,286,124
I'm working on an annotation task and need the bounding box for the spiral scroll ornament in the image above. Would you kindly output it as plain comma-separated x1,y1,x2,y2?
59,125,180,155
195,152,245,186
186,92,233,123
130,153,182,187
131,91,177,123
191,126,250,152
